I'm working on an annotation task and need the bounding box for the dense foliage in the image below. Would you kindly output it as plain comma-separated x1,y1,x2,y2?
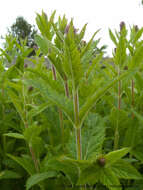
0,11,143,190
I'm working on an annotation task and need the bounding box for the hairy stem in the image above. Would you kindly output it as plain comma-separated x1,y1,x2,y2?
64,80,70,98
22,77,39,172
51,65,65,148
58,109,64,145
114,67,121,150
52,65,57,80
74,91,82,160
131,79,134,119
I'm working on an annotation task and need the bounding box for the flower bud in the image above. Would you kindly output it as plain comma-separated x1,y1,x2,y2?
24,63,28,68
134,25,139,32
120,21,125,32
28,86,34,92
64,24,78,34
124,66,128,70
98,157,106,167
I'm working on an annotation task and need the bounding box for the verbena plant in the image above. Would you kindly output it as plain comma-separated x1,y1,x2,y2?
0,11,143,190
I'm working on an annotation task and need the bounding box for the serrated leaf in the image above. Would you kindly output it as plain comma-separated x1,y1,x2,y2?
132,43,143,68
111,159,142,180
26,171,57,190
26,78,74,125
105,148,130,167
27,102,51,118
79,70,135,126
99,168,121,190
45,158,79,185
86,53,103,79
35,35,61,55
81,29,100,57
82,113,106,160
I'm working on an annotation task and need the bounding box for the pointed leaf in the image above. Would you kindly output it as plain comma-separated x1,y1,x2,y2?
26,171,57,190
105,148,130,167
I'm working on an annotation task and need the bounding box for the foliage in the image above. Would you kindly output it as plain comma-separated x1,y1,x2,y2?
0,11,143,190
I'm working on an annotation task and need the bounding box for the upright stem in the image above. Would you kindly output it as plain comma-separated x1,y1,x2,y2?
2,82,6,158
51,64,65,147
64,80,70,98
114,67,121,150
52,65,57,80
74,91,82,160
22,77,39,172
58,109,64,145
118,80,121,110
131,79,134,119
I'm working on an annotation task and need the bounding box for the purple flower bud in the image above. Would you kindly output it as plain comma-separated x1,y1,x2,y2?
64,24,78,34
134,25,139,32
120,21,125,32
81,40,86,46
64,24,70,34
28,86,34,92
124,66,128,70
98,157,106,167
33,45,38,50
24,63,28,68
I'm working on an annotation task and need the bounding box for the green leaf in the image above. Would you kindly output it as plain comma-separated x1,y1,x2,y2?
26,78,74,125
110,107,130,130
78,163,100,185
45,158,79,185
7,154,36,175
86,53,103,79
4,133,25,140
104,148,130,167
81,29,100,57
109,29,118,46
131,144,143,162
82,114,106,160
99,168,121,190
8,89,24,122
27,102,51,118
52,22,64,42
35,35,49,54
114,28,127,66
0,170,21,180
26,171,57,190
76,23,87,44
64,36,82,89
111,159,142,179
133,27,143,43
79,70,135,126
35,35,61,55
36,11,54,40
132,43,143,68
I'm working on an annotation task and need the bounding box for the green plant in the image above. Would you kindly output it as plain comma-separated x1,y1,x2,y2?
0,11,142,190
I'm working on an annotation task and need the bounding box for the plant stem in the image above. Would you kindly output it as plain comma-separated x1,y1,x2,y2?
22,77,39,172
74,91,82,160
29,146,39,172
131,79,134,119
58,109,64,145
52,65,57,80
64,80,70,98
51,64,65,148
114,67,121,150
1,82,6,157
